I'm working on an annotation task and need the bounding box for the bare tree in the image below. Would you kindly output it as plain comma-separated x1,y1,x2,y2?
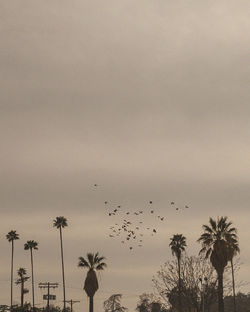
152,255,217,312
104,294,127,312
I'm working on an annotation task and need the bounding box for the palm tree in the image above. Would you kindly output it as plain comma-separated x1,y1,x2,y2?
16,268,30,307
227,238,240,312
6,230,20,311
24,240,38,311
78,252,107,312
169,234,186,312
197,216,238,312
53,216,68,311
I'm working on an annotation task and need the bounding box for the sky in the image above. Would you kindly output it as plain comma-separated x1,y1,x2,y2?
0,0,249,311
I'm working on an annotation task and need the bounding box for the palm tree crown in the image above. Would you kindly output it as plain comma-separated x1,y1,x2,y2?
16,268,29,281
198,216,238,259
24,240,38,251
227,238,240,261
169,234,187,259
78,253,107,271
6,231,19,242
53,216,68,229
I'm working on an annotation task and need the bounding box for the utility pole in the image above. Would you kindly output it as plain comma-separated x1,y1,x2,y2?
64,300,80,312
39,282,58,312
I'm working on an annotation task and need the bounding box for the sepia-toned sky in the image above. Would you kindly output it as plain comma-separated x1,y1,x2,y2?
0,0,249,311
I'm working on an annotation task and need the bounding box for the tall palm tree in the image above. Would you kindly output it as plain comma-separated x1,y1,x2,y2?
78,252,107,312
227,238,240,312
197,216,238,312
24,240,38,311
6,230,20,311
169,234,187,312
53,216,68,311
16,268,30,308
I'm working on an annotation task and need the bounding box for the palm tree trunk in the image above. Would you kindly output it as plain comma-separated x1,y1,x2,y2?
10,241,14,311
59,227,66,311
217,270,224,312
89,296,94,312
231,259,236,312
21,280,24,308
30,248,35,311
177,257,182,312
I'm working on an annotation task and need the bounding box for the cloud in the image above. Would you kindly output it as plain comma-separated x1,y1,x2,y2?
0,0,249,310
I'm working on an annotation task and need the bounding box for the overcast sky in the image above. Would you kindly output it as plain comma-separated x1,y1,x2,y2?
0,0,249,311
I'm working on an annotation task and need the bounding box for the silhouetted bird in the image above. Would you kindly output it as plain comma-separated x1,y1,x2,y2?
149,201,153,204
171,202,174,205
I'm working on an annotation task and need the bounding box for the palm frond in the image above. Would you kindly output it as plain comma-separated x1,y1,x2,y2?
87,253,94,268
78,257,90,268
96,262,107,271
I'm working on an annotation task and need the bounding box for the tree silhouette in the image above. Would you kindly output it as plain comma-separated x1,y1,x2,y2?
169,234,186,312
24,240,38,311
15,268,30,308
227,237,240,312
78,252,107,312
53,217,68,311
6,230,20,311
198,216,238,312
103,294,127,312
153,254,218,311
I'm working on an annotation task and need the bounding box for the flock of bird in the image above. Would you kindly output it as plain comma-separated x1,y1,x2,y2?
93,184,190,251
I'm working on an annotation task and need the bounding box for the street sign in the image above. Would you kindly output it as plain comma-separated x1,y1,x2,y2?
43,295,56,300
